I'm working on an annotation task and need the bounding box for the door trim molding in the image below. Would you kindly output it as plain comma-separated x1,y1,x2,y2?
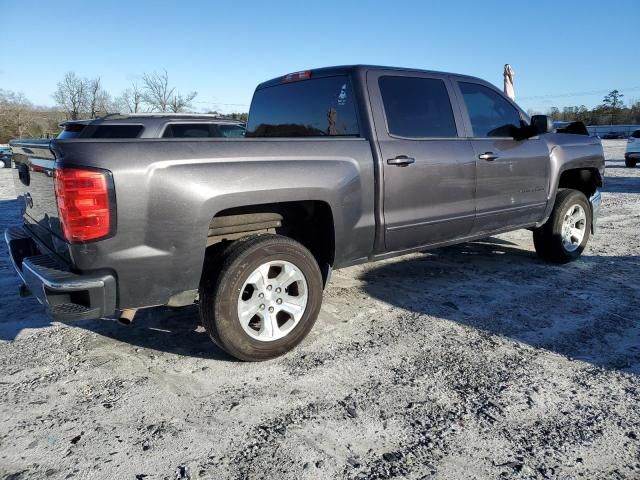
372,221,539,262
476,202,547,219
386,212,476,232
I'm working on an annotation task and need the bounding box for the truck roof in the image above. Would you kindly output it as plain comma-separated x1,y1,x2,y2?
256,64,486,89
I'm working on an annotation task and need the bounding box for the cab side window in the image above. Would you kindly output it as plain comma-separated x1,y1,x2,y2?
379,76,458,138
459,82,521,138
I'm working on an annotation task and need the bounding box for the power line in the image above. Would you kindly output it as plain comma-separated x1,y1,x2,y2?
192,100,249,107
519,86,640,101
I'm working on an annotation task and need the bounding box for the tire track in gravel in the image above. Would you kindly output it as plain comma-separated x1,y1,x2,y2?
219,307,546,478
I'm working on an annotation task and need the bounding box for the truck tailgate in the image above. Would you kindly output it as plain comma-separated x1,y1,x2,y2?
9,140,66,256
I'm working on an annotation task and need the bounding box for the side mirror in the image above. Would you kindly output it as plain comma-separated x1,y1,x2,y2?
531,115,553,135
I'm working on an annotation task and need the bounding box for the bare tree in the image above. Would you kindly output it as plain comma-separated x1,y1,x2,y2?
118,82,144,113
141,70,174,112
0,90,62,142
87,77,112,118
88,77,101,117
141,70,197,112
52,72,88,120
0,90,34,139
168,91,197,113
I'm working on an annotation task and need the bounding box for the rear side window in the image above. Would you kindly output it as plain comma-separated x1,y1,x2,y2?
218,124,245,138
57,124,86,139
459,82,521,137
632,130,640,139
379,76,458,138
163,124,218,138
246,76,359,137
81,124,143,139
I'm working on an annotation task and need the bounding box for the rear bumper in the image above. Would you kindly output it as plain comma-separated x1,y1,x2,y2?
4,226,117,321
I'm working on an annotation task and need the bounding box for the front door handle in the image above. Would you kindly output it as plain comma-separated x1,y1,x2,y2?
387,155,415,167
478,152,499,161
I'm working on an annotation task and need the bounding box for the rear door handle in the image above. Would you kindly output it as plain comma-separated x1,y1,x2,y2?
387,155,415,167
478,152,499,161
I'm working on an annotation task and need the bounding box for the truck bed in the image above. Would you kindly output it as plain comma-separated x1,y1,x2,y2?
10,137,377,310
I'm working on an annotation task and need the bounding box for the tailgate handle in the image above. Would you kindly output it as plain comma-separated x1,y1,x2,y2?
387,155,415,167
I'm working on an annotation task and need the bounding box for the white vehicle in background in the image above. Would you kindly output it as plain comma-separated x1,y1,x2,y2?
625,130,640,168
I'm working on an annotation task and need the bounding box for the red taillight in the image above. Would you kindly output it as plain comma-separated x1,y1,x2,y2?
54,167,113,242
282,70,312,83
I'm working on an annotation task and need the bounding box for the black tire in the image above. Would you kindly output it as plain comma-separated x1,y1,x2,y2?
625,156,637,168
199,234,323,361
533,189,591,264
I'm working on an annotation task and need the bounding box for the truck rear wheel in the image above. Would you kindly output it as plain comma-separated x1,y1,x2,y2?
199,234,323,361
533,189,591,264
625,156,637,168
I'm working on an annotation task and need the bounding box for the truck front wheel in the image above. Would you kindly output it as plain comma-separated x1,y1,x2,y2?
533,189,592,264
199,234,323,361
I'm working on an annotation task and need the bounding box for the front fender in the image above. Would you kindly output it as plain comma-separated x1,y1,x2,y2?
537,135,605,227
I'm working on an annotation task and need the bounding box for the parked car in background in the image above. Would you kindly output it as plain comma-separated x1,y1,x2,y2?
625,129,640,167
553,121,571,130
7,65,604,361
0,147,13,168
0,146,13,168
56,114,246,139
602,131,621,139
553,121,590,136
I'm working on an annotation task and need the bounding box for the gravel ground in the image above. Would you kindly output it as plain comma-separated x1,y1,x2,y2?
0,140,638,480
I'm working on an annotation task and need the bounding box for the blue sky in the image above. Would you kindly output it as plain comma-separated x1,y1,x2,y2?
1,0,638,113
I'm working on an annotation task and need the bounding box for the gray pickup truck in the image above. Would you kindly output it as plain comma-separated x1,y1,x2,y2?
6,65,604,361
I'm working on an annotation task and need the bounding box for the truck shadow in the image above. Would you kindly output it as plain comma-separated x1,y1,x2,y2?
358,238,639,374
0,298,236,361
0,196,232,359
72,306,237,361
0,198,52,341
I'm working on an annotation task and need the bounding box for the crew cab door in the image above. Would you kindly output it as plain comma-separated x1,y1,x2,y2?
453,80,549,233
367,71,476,252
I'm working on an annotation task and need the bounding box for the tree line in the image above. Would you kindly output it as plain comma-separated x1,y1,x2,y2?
531,90,640,125
52,70,199,120
0,70,247,143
